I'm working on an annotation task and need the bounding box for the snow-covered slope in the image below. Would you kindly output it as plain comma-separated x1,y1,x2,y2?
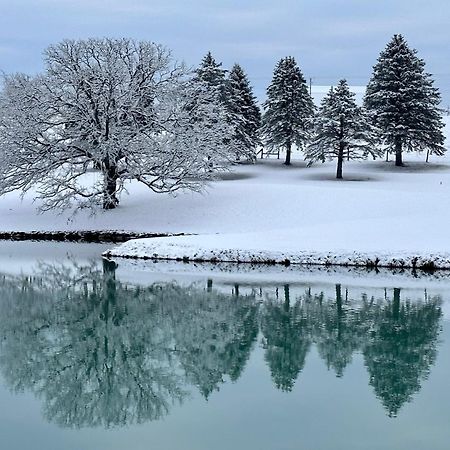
1,117,449,266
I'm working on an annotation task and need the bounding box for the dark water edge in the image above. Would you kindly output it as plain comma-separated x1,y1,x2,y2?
0,230,188,243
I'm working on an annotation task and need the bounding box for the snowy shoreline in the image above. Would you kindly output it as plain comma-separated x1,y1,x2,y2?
104,238,450,271
2,229,449,271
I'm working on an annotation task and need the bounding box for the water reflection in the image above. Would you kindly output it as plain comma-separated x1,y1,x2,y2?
364,288,441,417
260,285,311,392
0,261,443,428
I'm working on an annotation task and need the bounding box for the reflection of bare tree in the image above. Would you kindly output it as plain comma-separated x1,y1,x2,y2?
0,261,260,427
0,260,187,428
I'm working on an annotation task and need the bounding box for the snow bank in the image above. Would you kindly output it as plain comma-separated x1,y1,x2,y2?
104,232,450,270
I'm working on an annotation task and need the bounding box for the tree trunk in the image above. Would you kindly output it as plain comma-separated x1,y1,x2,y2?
395,136,403,166
393,288,401,321
284,284,290,310
103,164,119,210
336,284,343,316
102,258,117,320
336,144,344,179
336,117,344,179
336,284,343,341
426,149,430,163
385,150,389,162
284,141,291,165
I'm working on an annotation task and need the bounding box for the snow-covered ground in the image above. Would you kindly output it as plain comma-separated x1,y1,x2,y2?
1,117,449,267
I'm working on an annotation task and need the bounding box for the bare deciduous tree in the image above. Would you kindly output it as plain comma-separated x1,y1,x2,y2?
0,38,234,211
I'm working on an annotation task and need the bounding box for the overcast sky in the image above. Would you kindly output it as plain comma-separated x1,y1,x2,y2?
1,0,449,103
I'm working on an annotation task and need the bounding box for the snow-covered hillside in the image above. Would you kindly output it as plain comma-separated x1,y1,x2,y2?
1,116,449,267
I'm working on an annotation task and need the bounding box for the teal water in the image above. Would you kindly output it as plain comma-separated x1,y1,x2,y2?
0,243,449,450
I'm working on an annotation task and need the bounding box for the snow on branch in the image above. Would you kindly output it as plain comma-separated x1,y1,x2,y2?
0,38,236,212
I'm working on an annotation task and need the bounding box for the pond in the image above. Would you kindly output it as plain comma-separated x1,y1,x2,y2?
0,242,449,450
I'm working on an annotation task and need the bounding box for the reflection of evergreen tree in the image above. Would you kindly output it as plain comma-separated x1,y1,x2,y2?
224,298,260,383
260,285,311,392
313,285,370,377
259,282,442,419
363,288,442,417
164,286,259,398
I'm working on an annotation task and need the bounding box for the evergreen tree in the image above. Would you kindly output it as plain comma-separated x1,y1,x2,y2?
195,51,227,103
226,64,261,162
305,80,380,179
364,34,445,166
261,57,315,165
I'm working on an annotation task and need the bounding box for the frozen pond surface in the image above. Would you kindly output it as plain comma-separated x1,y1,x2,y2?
0,242,450,450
